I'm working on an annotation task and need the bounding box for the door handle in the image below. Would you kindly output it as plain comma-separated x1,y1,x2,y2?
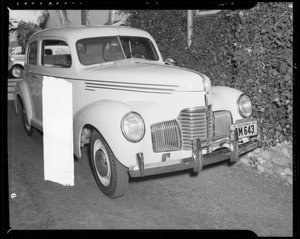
33,75,38,79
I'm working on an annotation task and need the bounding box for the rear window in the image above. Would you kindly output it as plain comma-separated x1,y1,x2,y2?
42,40,72,68
27,41,38,65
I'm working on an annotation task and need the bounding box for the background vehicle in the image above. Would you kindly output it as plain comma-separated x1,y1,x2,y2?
14,26,261,198
8,54,25,78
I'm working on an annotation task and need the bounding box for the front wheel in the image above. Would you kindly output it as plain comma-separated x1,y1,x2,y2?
90,130,129,198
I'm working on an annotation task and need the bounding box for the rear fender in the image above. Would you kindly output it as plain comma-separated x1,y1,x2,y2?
14,80,34,125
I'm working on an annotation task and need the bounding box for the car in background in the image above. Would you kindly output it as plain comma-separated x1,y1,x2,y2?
8,54,25,78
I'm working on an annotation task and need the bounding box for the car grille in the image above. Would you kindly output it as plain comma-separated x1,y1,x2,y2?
151,120,182,152
151,106,213,152
178,106,213,150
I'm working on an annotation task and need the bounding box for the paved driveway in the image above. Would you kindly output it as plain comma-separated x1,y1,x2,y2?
7,101,293,236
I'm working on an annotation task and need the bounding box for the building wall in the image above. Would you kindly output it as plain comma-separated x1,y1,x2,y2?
45,10,127,29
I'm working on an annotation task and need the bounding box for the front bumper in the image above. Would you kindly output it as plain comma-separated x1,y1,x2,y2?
128,130,262,178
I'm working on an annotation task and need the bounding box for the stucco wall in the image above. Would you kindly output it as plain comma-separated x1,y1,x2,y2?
45,10,126,28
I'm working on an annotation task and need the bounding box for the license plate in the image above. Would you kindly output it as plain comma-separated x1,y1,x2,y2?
231,120,258,138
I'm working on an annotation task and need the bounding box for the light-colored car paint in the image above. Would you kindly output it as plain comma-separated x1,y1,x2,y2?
8,54,25,78
14,26,254,169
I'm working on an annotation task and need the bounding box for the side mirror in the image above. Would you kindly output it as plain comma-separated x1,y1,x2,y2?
165,58,176,65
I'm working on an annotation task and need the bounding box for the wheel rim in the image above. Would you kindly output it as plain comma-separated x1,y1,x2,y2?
93,139,111,186
22,107,31,131
12,67,22,78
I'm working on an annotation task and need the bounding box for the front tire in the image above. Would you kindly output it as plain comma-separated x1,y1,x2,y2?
18,98,33,136
90,130,129,198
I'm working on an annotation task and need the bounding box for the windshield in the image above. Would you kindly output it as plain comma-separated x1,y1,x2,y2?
76,36,159,65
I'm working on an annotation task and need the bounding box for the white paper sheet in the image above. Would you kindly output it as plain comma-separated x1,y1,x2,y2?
43,76,74,186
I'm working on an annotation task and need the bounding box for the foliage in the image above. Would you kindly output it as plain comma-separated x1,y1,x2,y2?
37,10,50,29
230,2,293,145
17,21,41,54
121,4,293,145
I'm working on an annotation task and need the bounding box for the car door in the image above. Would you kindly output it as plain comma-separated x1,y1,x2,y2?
37,39,73,124
26,41,41,125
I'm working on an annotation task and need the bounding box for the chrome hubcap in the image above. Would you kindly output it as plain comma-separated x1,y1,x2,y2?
95,150,108,177
12,67,22,77
93,139,111,186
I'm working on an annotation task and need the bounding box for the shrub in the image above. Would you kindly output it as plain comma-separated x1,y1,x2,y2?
230,2,293,145
121,4,293,145
17,21,41,54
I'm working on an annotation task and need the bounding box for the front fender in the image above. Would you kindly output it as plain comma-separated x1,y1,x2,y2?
211,86,244,122
74,100,143,167
14,80,34,125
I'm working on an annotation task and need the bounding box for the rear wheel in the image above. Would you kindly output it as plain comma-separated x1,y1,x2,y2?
18,98,33,136
90,130,129,198
10,65,23,78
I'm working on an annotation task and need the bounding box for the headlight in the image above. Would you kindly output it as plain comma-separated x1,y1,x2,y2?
10,57,15,62
237,94,252,118
121,112,145,142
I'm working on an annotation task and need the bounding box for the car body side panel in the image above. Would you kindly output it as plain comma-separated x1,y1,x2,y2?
14,80,34,125
73,100,138,167
73,100,195,168
8,55,25,71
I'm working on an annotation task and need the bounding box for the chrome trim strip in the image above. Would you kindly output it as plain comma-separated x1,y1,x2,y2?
206,105,213,153
86,85,172,94
230,129,239,163
136,153,145,177
85,82,175,91
192,138,203,172
178,106,213,150
85,79,179,87
151,120,181,152
29,72,180,87
129,139,262,177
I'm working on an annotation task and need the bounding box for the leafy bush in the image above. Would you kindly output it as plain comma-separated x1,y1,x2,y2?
121,4,293,145
230,2,293,145
17,21,41,54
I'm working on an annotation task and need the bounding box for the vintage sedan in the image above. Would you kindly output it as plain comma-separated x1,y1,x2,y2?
14,26,262,198
8,54,25,78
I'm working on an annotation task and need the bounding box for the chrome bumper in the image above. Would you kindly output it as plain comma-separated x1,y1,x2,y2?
129,130,262,178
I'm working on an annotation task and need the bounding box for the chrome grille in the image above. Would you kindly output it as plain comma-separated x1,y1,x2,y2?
178,106,213,150
151,120,182,152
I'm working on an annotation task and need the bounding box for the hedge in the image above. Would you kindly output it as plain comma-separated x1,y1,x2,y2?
121,3,293,146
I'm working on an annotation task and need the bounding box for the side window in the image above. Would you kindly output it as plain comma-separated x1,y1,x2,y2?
42,40,72,68
28,41,38,65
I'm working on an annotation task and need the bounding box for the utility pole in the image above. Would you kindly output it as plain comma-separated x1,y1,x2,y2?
187,10,193,49
108,10,115,25
81,10,90,25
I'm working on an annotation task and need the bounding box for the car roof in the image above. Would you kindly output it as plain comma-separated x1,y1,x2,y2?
30,25,152,40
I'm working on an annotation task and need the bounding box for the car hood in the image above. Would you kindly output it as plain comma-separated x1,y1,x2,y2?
81,61,207,92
